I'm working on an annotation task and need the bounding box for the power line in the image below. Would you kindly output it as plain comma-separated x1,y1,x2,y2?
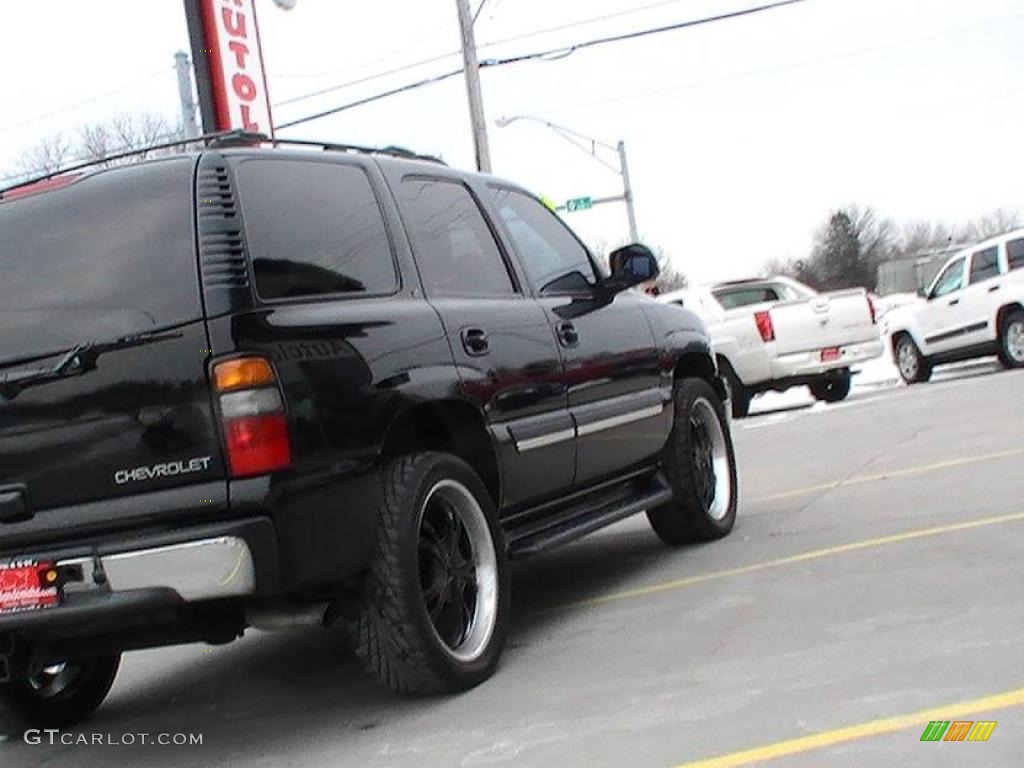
277,68,466,130
273,0,694,108
274,51,459,107
486,0,810,66
277,0,811,130
0,70,171,136
273,16,456,80
526,10,1017,117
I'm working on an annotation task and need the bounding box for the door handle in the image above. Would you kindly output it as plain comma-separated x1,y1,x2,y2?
948,298,960,306
461,328,489,356
556,322,579,348
988,285,1001,293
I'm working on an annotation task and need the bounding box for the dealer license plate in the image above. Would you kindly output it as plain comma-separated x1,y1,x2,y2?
0,560,60,615
820,347,842,362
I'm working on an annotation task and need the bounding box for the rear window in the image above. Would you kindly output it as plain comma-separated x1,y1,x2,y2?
233,159,397,300
0,158,199,360
1008,239,1024,271
713,285,781,309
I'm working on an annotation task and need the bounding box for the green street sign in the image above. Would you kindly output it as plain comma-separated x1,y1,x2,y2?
565,196,593,212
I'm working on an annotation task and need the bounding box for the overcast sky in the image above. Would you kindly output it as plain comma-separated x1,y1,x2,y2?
1,0,1021,282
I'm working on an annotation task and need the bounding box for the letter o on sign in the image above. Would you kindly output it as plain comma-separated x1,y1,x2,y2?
232,74,257,102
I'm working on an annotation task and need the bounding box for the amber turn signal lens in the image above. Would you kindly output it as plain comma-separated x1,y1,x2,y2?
213,357,276,392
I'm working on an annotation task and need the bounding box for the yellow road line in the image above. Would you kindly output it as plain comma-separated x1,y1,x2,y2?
674,686,1024,768
753,448,1024,503
567,511,1024,609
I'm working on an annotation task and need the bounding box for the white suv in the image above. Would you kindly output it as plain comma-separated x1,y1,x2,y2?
887,229,1024,383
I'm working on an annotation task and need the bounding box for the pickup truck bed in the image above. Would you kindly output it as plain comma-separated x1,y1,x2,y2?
660,277,884,416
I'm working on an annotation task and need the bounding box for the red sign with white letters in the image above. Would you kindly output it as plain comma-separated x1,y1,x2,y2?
0,560,59,614
199,0,275,136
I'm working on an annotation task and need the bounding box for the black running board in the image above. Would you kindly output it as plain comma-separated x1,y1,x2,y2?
505,472,673,559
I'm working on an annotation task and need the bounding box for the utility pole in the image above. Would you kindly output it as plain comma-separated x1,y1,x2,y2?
174,51,200,140
618,140,639,242
455,0,492,173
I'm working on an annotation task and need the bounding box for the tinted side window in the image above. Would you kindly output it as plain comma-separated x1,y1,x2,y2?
400,178,515,296
0,159,199,359
234,159,396,300
969,246,1000,283
489,187,596,294
1008,239,1024,271
931,257,965,298
713,286,781,309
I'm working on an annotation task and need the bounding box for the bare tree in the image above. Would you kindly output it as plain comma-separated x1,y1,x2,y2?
12,112,177,181
846,205,897,271
894,220,958,257
762,204,1023,292
655,264,689,292
961,208,1023,242
15,133,73,177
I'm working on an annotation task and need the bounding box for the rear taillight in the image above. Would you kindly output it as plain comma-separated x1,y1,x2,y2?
867,294,878,325
754,310,775,342
213,356,292,478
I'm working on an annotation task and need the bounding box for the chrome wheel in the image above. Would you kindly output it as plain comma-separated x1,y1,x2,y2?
1007,320,1024,363
898,341,919,381
418,479,498,664
689,398,732,522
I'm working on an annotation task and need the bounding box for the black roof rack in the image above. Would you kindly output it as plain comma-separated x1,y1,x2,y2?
264,137,446,166
0,130,445,198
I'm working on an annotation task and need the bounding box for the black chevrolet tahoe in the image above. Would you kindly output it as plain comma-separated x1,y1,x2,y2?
0,137,737,727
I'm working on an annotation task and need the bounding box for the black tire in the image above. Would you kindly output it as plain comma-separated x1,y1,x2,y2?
894,334,932,384
996,309,1024,369
647,377,739,545
719,358,751,419
0,654,120,729
809,372,851,403
347,452,510,695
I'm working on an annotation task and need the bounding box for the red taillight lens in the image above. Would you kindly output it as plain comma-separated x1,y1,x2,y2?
224,414,292,478
867,294,877,324
754,310,775,342
212,356,292,478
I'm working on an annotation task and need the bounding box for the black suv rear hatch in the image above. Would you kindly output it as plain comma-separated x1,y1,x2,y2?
0,158,227,548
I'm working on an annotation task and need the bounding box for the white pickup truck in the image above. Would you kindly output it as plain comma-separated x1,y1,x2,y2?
659,277,883,417
885,229,1024,383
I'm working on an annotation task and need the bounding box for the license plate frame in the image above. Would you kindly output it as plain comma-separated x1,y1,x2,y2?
0,560,60,615
820,346,842,362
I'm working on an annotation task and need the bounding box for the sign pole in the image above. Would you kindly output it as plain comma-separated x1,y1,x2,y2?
183,0,219,134
618,140,639,242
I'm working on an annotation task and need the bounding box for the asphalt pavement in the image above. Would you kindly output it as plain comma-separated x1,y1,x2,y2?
3,361,1023,767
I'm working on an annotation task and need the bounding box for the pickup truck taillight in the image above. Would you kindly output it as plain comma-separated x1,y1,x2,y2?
867,294,877,325
212,357,292,478
754,311,775,342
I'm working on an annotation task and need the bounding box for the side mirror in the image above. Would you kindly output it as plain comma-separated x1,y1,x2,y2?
917,285,928,299
605,244,660,293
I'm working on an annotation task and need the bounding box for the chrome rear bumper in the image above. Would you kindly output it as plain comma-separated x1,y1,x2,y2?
59,536,255,602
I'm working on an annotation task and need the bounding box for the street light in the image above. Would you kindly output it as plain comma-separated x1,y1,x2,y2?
495,115,639,242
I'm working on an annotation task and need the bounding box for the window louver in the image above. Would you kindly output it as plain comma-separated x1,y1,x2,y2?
197,164,249,290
